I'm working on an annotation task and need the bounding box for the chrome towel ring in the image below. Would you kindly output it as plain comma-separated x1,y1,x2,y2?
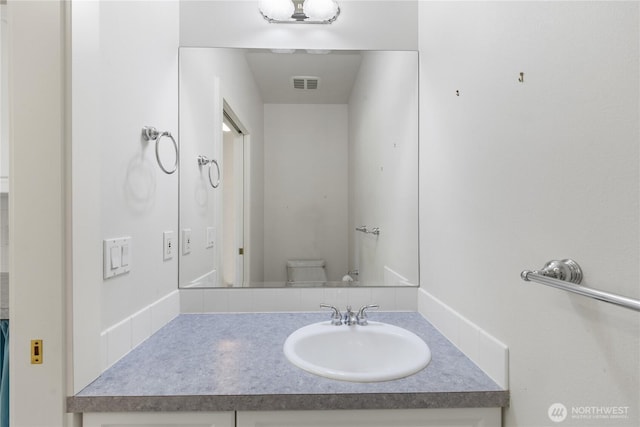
197,155,220,189
142,126,178,175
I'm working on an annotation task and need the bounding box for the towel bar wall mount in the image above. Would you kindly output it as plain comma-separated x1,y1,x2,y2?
521,258,583,284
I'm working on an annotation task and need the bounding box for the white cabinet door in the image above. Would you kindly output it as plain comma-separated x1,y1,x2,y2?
83,411,235,427
237,408,501,427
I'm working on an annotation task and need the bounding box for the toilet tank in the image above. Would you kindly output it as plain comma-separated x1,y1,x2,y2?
286,259,327,286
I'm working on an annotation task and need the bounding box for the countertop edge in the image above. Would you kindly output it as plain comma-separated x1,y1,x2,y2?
67,391,509,413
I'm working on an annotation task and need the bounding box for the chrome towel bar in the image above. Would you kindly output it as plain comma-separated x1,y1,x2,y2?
521,259,640,312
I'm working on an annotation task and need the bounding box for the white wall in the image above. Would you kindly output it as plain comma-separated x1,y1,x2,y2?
348,51,419,285
263,104,349,283
419,2,639,426
179,47,265,286
0,2,6,270
0,10,6,271
0,1,5,295
8,2,68,425
72,0,179,391
0,3,7,193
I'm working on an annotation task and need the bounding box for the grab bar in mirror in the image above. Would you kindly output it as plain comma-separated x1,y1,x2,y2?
521,259,640,312
355,225,380,236
142,126,178,175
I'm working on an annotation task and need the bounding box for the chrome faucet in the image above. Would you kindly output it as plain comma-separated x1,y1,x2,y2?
320,303,380,326
343,306,358,325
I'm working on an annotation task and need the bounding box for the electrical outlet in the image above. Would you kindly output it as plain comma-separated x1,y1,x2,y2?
163,231,174,260
182,229,192,255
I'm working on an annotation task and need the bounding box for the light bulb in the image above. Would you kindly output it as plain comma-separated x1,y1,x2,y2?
259,0,295,21
303,0,339,21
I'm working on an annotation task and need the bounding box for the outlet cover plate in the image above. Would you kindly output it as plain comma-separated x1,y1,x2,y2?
182,229,192,255
206,227,215,249
163,231,174,260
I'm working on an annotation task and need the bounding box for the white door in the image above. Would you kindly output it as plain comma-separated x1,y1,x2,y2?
222,110,245,286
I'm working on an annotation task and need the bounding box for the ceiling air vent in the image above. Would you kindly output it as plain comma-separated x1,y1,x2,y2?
292,76,319,90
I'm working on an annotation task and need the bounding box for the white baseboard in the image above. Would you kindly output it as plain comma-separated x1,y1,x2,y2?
100,290,180,371
418,288,509,389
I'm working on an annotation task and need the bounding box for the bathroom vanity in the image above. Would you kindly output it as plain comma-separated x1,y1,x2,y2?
80,408,501,427
68,312,508,426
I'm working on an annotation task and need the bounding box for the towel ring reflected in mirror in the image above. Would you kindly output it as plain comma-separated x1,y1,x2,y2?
197,155,220,189
142,126,179,175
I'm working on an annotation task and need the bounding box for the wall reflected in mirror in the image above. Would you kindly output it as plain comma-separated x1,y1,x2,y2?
1,3,9,313
179,48,418,288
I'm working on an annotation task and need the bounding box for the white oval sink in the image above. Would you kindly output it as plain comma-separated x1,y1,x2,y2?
283,321,431,382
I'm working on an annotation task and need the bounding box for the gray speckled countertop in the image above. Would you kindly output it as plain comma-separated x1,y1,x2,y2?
68,312,508,413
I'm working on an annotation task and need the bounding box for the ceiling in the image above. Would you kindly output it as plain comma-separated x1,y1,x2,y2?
245,50,363,104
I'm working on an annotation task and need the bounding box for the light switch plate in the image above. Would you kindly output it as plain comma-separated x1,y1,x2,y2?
103,237,131,279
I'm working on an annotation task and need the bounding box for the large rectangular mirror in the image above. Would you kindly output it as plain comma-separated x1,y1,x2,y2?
179,48,418,288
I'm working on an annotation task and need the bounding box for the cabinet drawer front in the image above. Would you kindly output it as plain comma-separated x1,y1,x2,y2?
83,411,235,427
237,408,501,427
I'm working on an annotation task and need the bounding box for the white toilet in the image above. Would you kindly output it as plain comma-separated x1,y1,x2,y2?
286,259,328,287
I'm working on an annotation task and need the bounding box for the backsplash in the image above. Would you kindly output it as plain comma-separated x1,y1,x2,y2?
180,286,419,313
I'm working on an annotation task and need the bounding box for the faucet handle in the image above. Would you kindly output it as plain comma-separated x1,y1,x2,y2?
357,304,379,326
320,304,342,326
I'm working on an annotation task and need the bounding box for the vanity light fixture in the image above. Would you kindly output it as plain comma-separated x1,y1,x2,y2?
259,0,340,24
